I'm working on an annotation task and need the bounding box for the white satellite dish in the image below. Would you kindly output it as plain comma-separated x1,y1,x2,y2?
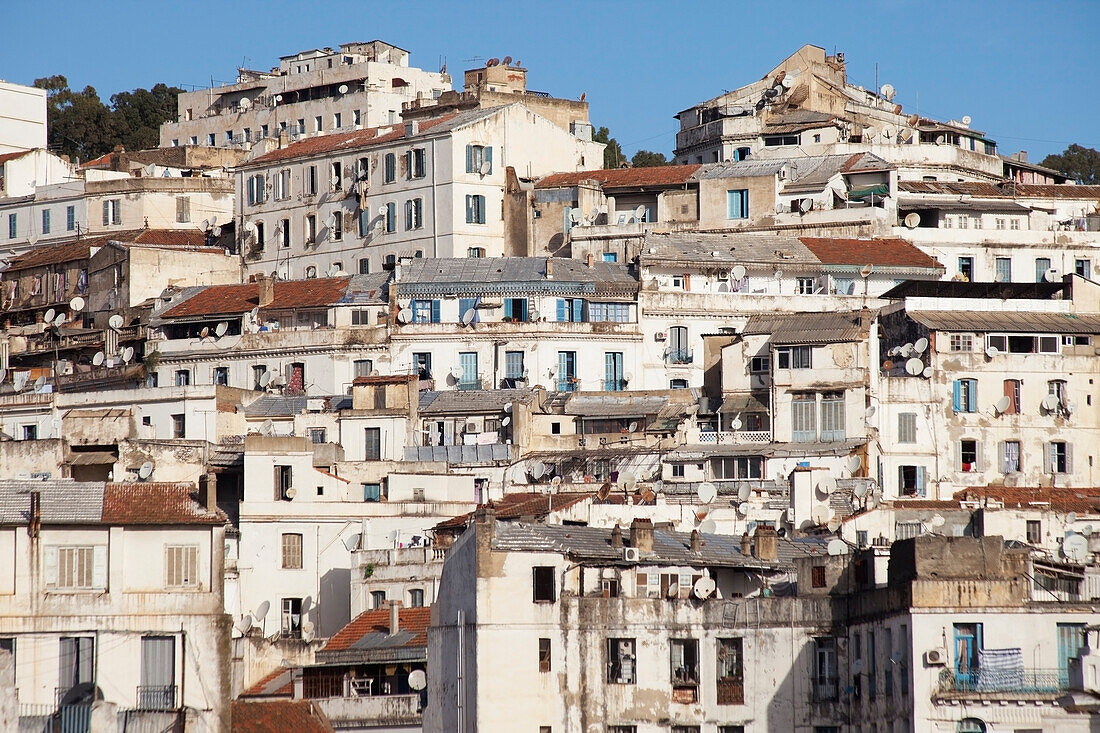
1041,394,1059,411
737,501,750,515
827,517,841,532
913,338,928,353
377,205,388,216
551,475,562,488
961,115,972,126
479,161,491,176
827,538,848,556
461,309,477,325
1045,268,1061,283
621,473,637,491
730,416,743,430
818,476,838,496
905,358,924,376
397,308,412,324
261,419,275,435
697,482,717,504
119,346,134,363
880,83,896,101
1064,534,1089,563
138,461,154,480
33,376,47,392
627,421,638,433
234,614,253,634
903,212,921,229
69,296,85,312
53,313,65,327
1082,525,1094,537
731,265,747,280
342,534,361,551
325,213,338,231
285,487,297,499
501,415,511,427
854,483,870,499
301,621,316,642
811,504,834,525
0,369,6,383
13,372,29,392
852,659,864,675
860,264,874,278
774,269,783,280
200,326,210,339
985,346,999,358
244,221,258,235
847,455,863,473
254,600,271,621
737,484,751,501
449,364,464,379
408,670,427,691
338,84,349,94
503,402,513,413
238,97,251,110
212,226,223,237
259,371,273,388
109,314,124,330
531,462,546,480
44,308,56,323
864,406,877,419
930,514,946,528
633,205,646,220
922,366,934,379
274,94,283,103
994,396,1011,414
698,518,717,534
215,322,229,337
92,351,105,367
692,576,716,598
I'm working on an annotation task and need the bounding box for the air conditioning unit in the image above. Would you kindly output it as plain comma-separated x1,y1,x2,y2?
924,648,947,666
622,547,640,562
655,331,667,341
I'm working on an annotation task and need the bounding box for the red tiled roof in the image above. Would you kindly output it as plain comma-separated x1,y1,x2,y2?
953,487,1100,514
4,240,96,271
240,668,293,698
352,374,417,385
0,150,32,166
231,700,334,733
248,114,458,166
161,277,351,318
80,152,114,169
434,491,591,531
5,230,214,271
102,483,226,525
799,237,943,270
899,180,1100,200
126,229,210,247
322,606,432,652
535,164,702,190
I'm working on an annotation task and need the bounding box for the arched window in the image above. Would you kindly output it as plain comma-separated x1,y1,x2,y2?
957,718,986,733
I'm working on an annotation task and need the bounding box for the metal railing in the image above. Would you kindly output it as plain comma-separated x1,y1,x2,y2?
665,348,694,365
813,678,839,702
457,379,482,391
603,379,626,391
136,684,178,710
698,430,772,444
938,667,1066,694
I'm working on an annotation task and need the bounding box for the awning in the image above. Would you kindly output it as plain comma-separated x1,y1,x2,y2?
67,451,117,466
848,184,889,200
718,394,769,413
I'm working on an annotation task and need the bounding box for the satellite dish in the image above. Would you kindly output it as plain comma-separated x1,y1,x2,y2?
121,347,134,363
900,343,913,358
1066,512,1078,524
244,221,258,235
935,134,947,145
448,364,464,379
109,314,124,330
397,308,412,324
860,264,874,278
531,462,546,480
138,461,154,479
634,205,646,220
904,212,921,229
69,296,85,312
461,309,477,325
234,614,253,634
212,226,223,237
798,198,813,214
827,539,848,556
92,351,105,367
913,337,928,353
13,372,28,392
1064,534,1089,563
503,402,513,413
259,371,273,387
408,670,427,691
342,534,361,551
325,213,338,231
1041,394,1059,411
697,482,717,504
905,358,924,376
285,487,297,499
0,369,5,383
929,514,946,528
1082,525,1094,537
731,265,746,280
985,346,999,358
377,205,388,216
261,419,275,435
200,327,210,339
865,127,878,141
53,313,65,327
854,483,870,499
774,269,783,280
698,518,717,534
827,517,841,532
274,94,283,103
730,417,743,430
251,601,270,623
811,504,834,525
692,576,716,599
215,322,229,337
300,621,316,642
961,115,972,126
847,455,863,473
44,308,56,323
627,421,638,433
737,501,750,515
818,476,838,496
338,84,349,94
502,55,514,66
501,416,511,427
620,473,637,491
1045,268,1061,283
994,396,1011,414
34,376,47,391
737,484,751,502
479,161,491,176
880,83,896,101
864,406,877,419
239,97,251,110
199,218,212,232
551,475,562,488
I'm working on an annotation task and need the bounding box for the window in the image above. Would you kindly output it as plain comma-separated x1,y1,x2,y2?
670,638,700,698
720,728,746,733
6,213,15,239
331,161,342,191
171,414,185,438
958,256,974,281
254,221,265,250
588,302,630,323
458,352,479,389
279,218,290,247
385,202,396,232
274,465,293,500
281,598,303,638
410,299,440,323
608,727,637,733
1076,259,1091,280
796,277,816,294
405,198,423,230
777,346,812,369
58,637,95,694
538,637,552,672
557,351,577,392
66,205,76,231
407,148,426,179
995,257,1012,282
246,174,265,205
353,359,373,379
208,133,216,145
950,334,972,352
533,566,556,602
139,636,176,710
959,439,980,472
812,565,826,588
252,365,268,390
670,378,689,389
164,545,198,587
274,169,291,200
503,298,528,322
711,456,763,480
764,133,799,146
667,325,691,364
716,638,744,705
607,638,636,683
1050,441,1070,474
602,252,617,262
953,379,977,413
820,392,845,442
1036,257,1052,282
102,199,121,225
1002,379,1020,414
384,153,396,182
47,546,106,589
363,483,381,502
305,214,316,244
365,427,382,460
899,465,926,496
814,637,838,701
749,355,770,373
408,588,424,607
672,464,685,478
1025,519,1042,545
413,352,432,379
281,534,303,569
726,189,749,219
306,165,317,195
175,370,190,387
0,637,13,668
556,298,584,322
22,424,37,440
604,352,624,391
308,428,327,444
315,115,323,132
357,258,370,274
957,719,986,733
213,367,229,386
465,194,486,224
467,246,485,258
329,210,342,241
466,144,492,175
792,396,816,442
671,728,700,733
898,412,917,443
41,208,51,234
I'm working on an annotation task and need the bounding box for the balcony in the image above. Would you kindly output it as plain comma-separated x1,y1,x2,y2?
665,348,694,365
136,685,178,710
813,678,839,702
698,430,772,445
716,677,745,705
557,377,578,392
457,379,483,391
936,667,1066,697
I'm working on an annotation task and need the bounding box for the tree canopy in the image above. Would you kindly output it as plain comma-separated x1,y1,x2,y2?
33,75,183,161
1040,144,1100,185
592,126,625,169
631,150,669,167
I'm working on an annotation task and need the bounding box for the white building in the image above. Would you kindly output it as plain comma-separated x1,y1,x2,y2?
160,40,451,149
0,80,47,154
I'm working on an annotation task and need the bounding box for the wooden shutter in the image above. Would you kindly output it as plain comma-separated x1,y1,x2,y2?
465,144,474,173
45,545,58,588
92,545,108,589
102,201,110,226
485,146,493,174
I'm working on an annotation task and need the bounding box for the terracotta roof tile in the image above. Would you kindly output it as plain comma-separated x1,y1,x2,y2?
0,150,32,166
80,152,114,169
101,482,226,525
535,164,702,190
161,277,351,318
899,180,1100,200
247,114,458,166
953,487,1100,514
240,668,294,698
231,700,334,733
798,237,943,270
434,491,591,531
322,606,432,652
4,230,214,271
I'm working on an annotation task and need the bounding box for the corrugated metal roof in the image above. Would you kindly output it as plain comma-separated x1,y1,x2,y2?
741,310,869,344
396,257,637,295
564,393,671,417
418,388,531,415
640,232,819,267
908,310,1100,335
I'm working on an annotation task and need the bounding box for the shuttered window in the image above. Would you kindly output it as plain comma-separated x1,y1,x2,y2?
165,545,199,588
46,546,107,589
898,412,917,443
281,533,303,569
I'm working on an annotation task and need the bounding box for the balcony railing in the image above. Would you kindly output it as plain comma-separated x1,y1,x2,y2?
937,667,1066,695
813,678,839,702
557,378,578,392
699,430,772,445
603,379,626,391
136,685,178,710
457,379,483,391
716,678,745,705
665,348,694,365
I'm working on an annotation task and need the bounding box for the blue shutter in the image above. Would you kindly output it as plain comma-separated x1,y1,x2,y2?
563,206,573,233
485,146,493,174
572,299,583,322
466,145,474,173
431,300,441,323
556,299,567,322
605,353,614,390
967,379,977,413
952,380,962,412
465,195,473,223
916,466,926,495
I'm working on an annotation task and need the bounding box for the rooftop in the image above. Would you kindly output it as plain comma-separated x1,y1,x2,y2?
898,180,1100,200
535,164,702,190
231,700,333,733
159,277,352,319
0,480,224,526
882,280,1065,300
320,606,431,654
741,310,870,344
907,310,1100,335
395,256,638,295
798,237,943,271
434,491,593,532
418,388,532,415
5,230,212,271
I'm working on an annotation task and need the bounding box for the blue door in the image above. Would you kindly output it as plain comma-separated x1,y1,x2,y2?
1058,623,1085,687
953,623,982,687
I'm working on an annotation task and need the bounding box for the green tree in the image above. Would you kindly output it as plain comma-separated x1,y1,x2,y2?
593,126,625,169
631,150,669,167
1041,144,1100,185
111,83,184,151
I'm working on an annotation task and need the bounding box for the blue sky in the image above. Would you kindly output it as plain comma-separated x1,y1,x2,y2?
3,0,1096,162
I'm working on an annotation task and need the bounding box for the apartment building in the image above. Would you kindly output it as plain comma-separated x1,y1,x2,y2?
160,40,451,149
0,80,47,155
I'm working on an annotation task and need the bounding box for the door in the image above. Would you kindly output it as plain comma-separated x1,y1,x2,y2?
1058,623,1086,687
604,352,623,391
953,623,982,687
459,352,478,388
669,326,689,363
140,636,176,709
59,636,94,697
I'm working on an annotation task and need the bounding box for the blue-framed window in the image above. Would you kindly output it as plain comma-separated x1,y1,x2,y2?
727,189,749,219
410,299,440,323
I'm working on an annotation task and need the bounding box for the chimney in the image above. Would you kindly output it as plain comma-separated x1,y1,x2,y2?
257,274,275,308
610,524,623,549
1018,150,1028,163
753,525,778,562
690,529,701,553
740,532,751,556
404,120,419,137
202,473,217,513
545,257,554,279
278,129,289,148
389,600,402,635
474,505,496,543
629,518,653,552
586,253,594,268
28,491,41,539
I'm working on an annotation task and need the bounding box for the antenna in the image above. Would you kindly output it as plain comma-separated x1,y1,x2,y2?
138,461,154,480
904,212,921,229
215,322,229,337
92,351,105,367
697,482,717,504
109,314,124,330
